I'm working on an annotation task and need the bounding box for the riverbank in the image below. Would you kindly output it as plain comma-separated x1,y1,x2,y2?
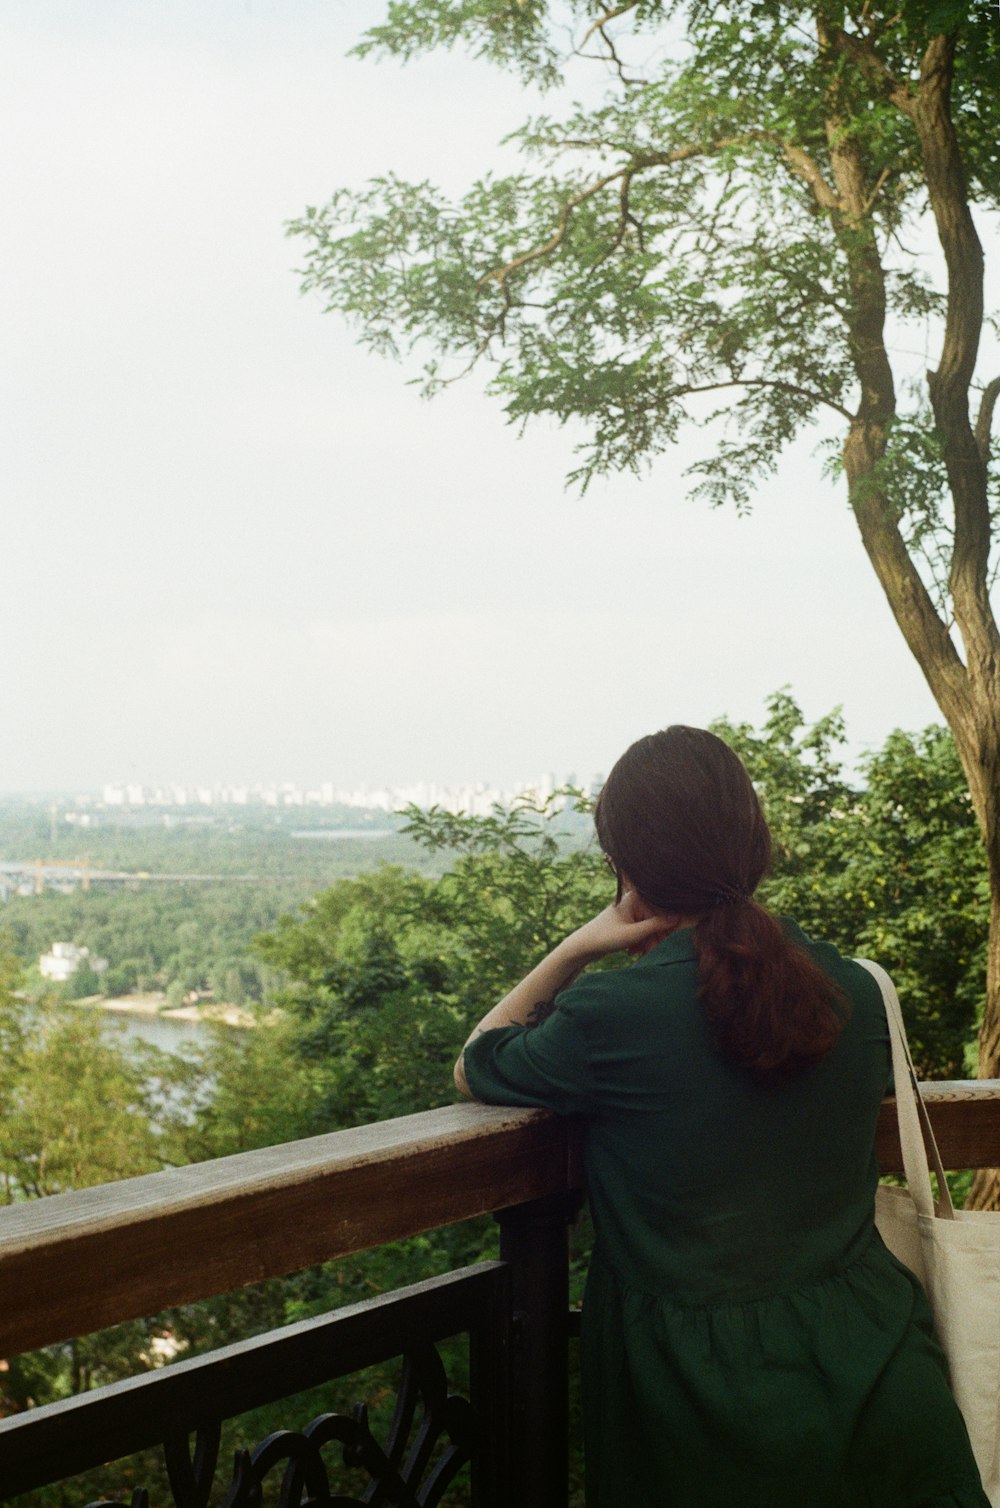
77,993,257,1028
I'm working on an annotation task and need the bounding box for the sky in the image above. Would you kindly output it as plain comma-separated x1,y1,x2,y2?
2,1,992,794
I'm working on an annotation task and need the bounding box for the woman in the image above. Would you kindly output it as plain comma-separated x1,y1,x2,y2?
455,726,988,1507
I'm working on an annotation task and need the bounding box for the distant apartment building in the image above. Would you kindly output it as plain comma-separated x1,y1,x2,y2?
91,771,602,814
39,941,108,983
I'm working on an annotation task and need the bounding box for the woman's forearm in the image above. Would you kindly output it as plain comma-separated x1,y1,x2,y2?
453,935,592,1097
453,895,676,1098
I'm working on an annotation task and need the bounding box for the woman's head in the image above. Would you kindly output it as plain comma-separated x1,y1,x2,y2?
594,726,770,915
596,724,848,1080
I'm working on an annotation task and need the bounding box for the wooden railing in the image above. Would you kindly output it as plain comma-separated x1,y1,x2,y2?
0,1085,998,1506
0,1103,576,1359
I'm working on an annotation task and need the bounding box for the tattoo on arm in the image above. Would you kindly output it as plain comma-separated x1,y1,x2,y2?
525,997,557,1028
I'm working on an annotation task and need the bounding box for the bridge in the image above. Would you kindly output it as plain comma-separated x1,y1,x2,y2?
0,859,257,897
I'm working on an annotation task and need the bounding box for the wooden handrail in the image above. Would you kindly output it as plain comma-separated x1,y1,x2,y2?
0,1103,571,1357
876,1079,1000,1173
1,1083,999,1359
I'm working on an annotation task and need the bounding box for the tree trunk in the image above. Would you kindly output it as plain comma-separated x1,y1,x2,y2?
844,428,1000,1208
818,20,1000,1206
907,35,1000,1205
966,780,1000,1210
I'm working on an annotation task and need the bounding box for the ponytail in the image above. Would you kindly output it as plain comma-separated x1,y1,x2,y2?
694,899,848,1081
596,726,850,1083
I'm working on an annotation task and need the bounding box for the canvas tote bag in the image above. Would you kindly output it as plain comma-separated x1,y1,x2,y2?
858,958,1000,1503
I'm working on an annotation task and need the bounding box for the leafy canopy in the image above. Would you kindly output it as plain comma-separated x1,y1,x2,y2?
290,0,999,555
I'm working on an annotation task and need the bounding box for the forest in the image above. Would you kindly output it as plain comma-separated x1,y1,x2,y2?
0,811,434,1004
0,697,990,1504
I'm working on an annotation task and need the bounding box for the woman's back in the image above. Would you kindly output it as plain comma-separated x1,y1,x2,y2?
464,925,990,1506
553,922,890,1303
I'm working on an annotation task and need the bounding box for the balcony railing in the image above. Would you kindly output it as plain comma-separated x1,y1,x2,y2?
0,1084,998,1506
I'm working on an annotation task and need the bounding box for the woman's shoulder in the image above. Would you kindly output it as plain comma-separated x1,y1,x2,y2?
783,919,888,1019
779,924,892,1097
554,943,701,1034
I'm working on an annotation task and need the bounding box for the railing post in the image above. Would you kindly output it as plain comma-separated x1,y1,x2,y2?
469,1259,513,1508
496,1190,582,1508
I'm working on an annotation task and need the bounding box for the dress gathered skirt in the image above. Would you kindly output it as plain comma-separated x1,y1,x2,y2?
581,1242,985,1507
463,921,990,1507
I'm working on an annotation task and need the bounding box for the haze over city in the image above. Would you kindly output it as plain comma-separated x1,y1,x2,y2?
6,0,989,795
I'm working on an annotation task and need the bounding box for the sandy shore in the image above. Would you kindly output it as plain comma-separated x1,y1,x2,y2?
79,994,256,1028
88,992,166,1016
161,1002,256,1029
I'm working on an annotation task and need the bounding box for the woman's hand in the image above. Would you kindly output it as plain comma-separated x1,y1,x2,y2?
566,891,675,963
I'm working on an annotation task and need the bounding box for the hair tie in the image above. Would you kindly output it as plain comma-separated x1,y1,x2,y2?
711,887,751,907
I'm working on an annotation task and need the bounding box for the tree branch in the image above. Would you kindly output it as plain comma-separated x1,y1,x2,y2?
859,164,894,219
588,24,647,88
588,168,645,264
673,377,853,422
478,168,631,286
812,16,971,728
819,21,994,681
826,22,912,110
778,142,842,213
975,377,1000,466
849,475,970,720
908,36,992,640
578,3,638,52
480,132,840,287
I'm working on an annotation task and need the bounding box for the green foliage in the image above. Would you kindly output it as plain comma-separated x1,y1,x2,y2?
3,883,305,1002
179,1008,324,1159
0,803,419,880
0,810,440,1007
354,0,562,87
841,727,989,1076
0,999,163,1200
0,948,28,1126
0,948,167,1202
399,794,609,996
67,959,104,998
714,692,988,1076
291,1,998,515
0,948,197,1491
255,795,612,1129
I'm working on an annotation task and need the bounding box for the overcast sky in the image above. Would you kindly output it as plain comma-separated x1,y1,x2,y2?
3,1,991,794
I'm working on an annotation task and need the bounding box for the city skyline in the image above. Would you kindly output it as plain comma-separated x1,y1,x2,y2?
7,771,602,817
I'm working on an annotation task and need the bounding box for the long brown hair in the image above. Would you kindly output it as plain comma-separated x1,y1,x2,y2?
594,726,848,1080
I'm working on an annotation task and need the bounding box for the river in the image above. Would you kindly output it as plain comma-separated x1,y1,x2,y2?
98,1009,217,1060
96,1008,230,1123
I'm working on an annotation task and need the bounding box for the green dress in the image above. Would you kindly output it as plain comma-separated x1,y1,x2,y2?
463,921,989,1507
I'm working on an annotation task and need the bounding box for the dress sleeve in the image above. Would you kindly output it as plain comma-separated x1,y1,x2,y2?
462,990,598,1116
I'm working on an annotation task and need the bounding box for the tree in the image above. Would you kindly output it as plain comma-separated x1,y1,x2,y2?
68,958,104,999
0,946,179,1494
289,2,1000,1198
0,1002,162,1201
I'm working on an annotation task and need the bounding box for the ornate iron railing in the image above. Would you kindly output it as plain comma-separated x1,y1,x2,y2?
0,1086,998,1505
2,1265,510,1506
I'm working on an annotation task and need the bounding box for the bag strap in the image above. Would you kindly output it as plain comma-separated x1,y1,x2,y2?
855,958,956,1221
